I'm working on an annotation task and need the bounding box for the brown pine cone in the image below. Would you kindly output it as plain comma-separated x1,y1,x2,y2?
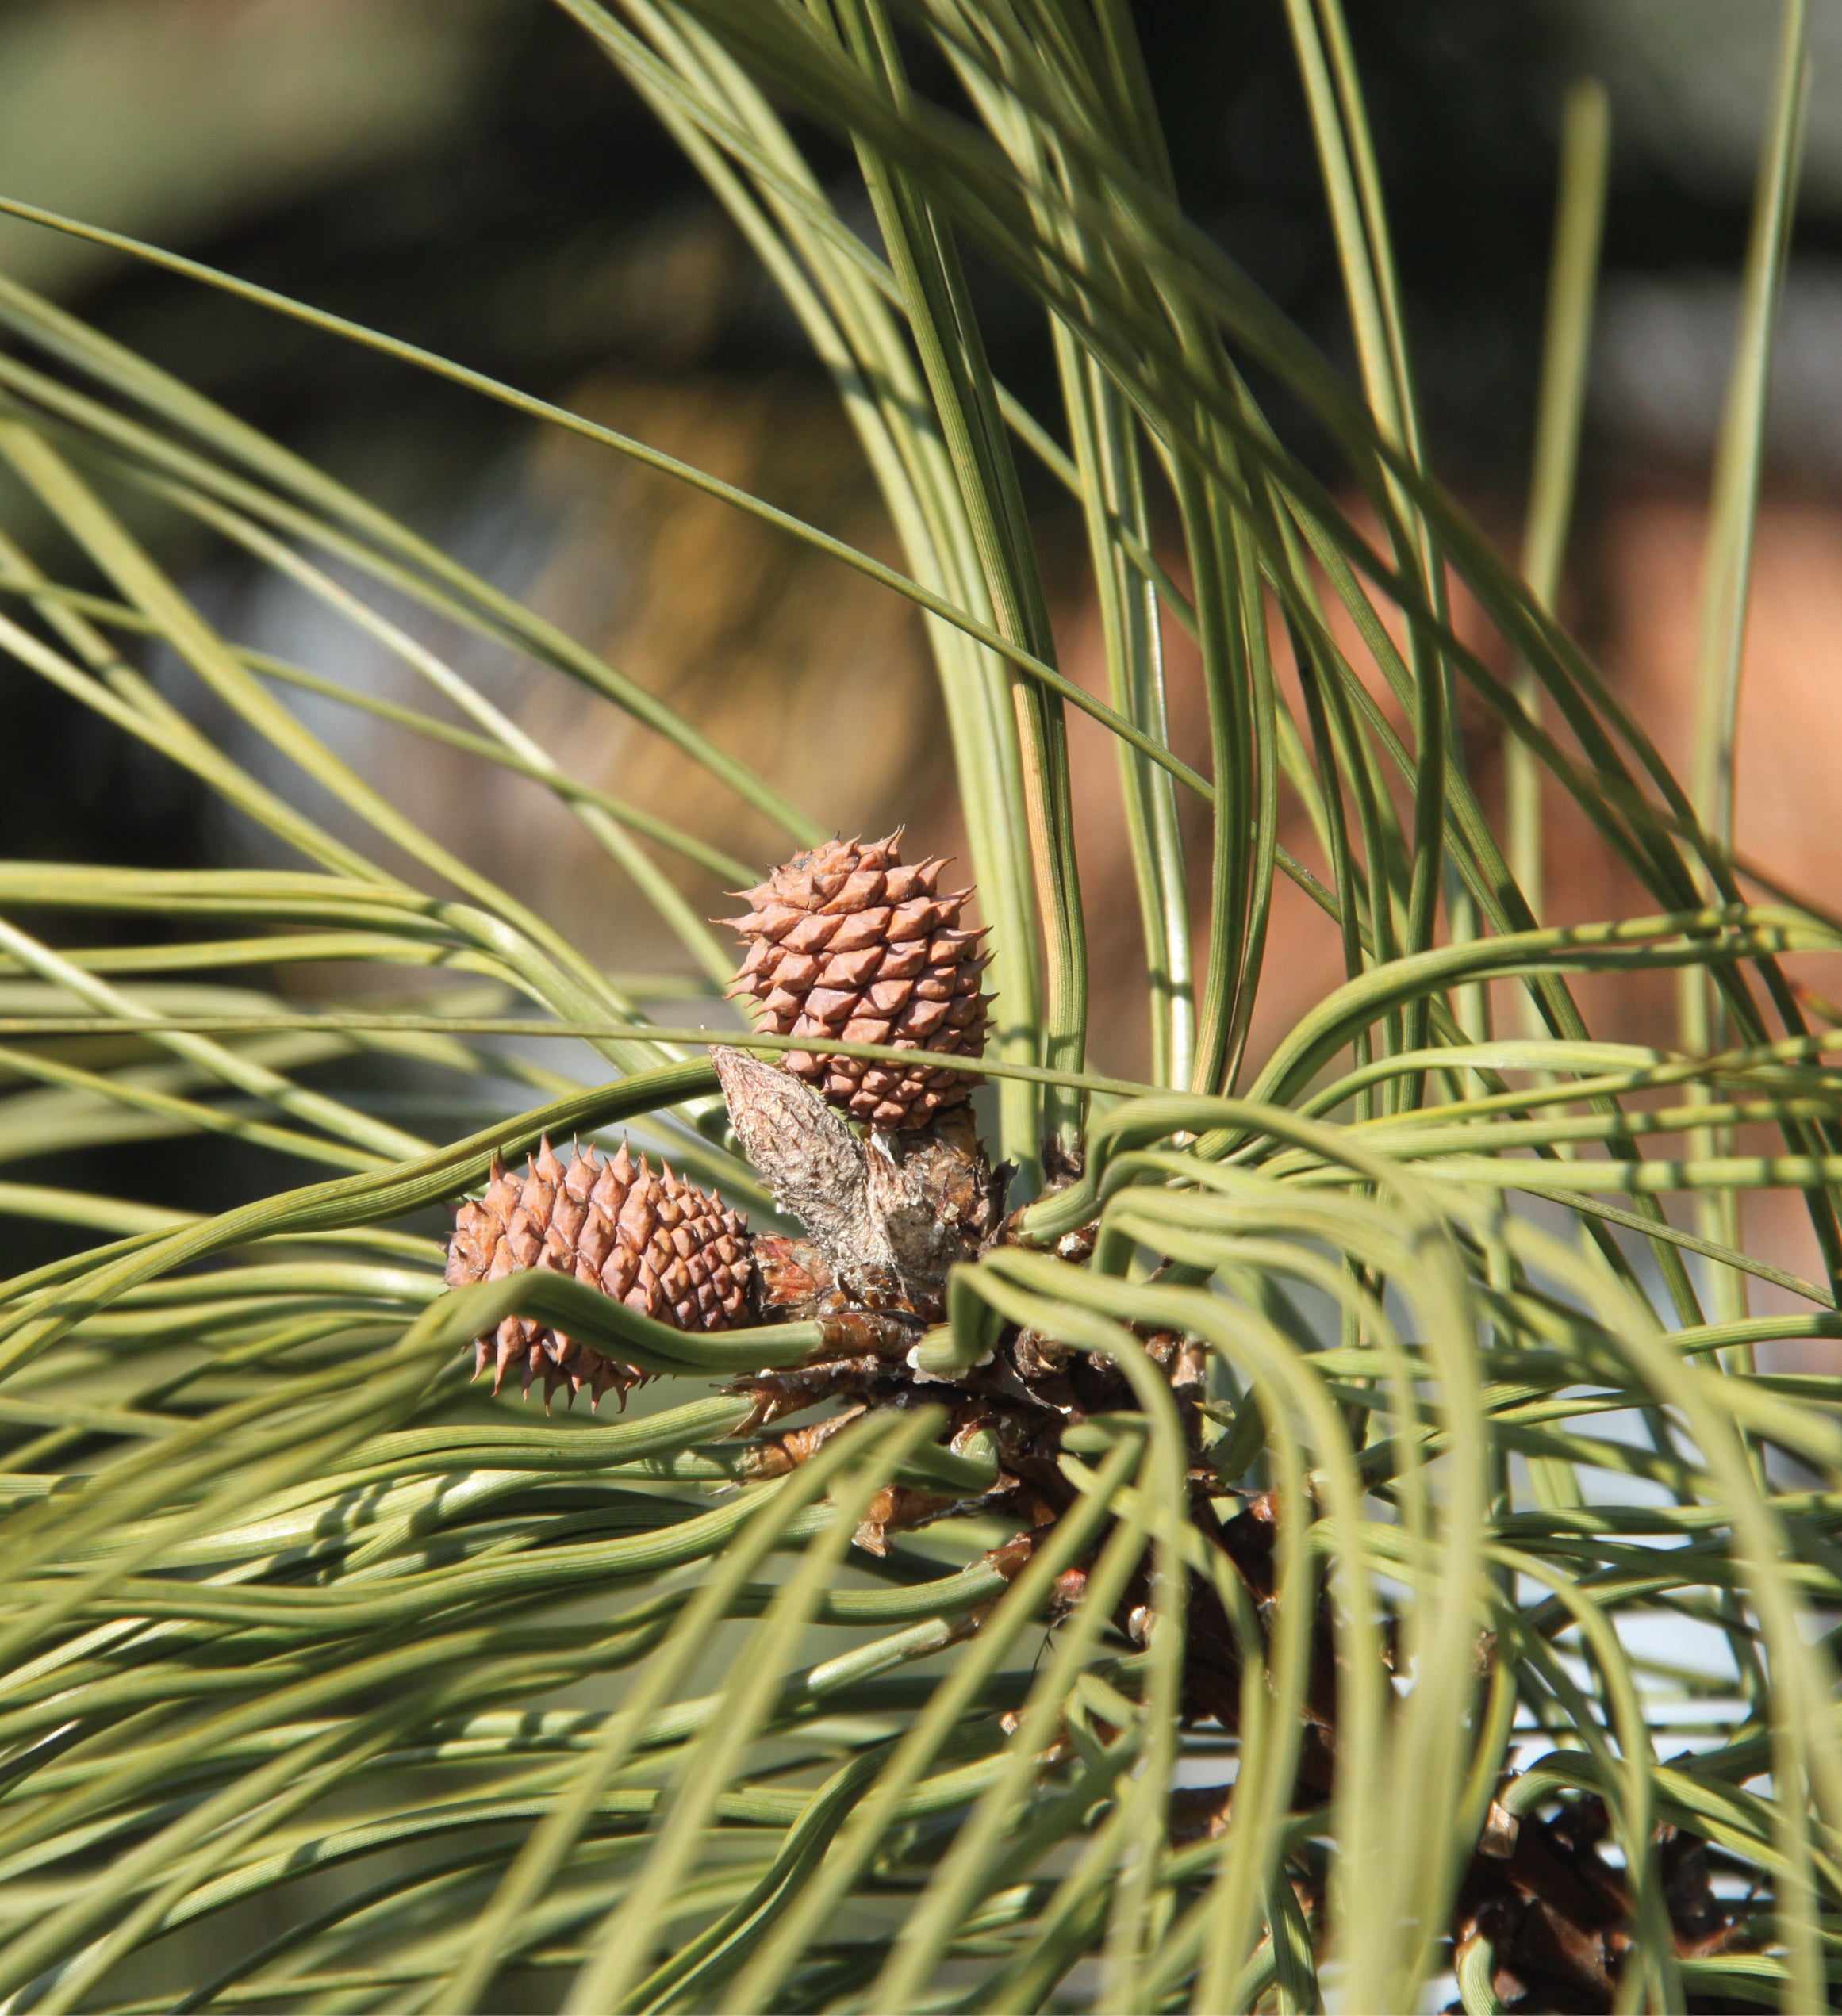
723,832,992,1130
446,1138,754,1409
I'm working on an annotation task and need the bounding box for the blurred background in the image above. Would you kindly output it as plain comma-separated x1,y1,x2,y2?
2,0,1840,1289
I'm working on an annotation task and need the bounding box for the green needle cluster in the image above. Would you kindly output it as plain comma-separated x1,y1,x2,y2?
0,2,1832,2010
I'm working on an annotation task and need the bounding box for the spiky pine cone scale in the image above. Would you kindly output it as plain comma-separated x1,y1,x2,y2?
724,832,992,1130
447,1139,753,1409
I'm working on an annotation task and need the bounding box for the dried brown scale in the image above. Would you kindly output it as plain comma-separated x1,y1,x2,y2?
738,1405,868,1480
853,1480,959,1556
722,831,993,1131
446,1136,754,1411
731,1354,908,1435
750,1232,845,1320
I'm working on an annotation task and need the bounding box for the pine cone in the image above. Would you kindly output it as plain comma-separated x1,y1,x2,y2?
446,1138,754,1409
723,832,992,1130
